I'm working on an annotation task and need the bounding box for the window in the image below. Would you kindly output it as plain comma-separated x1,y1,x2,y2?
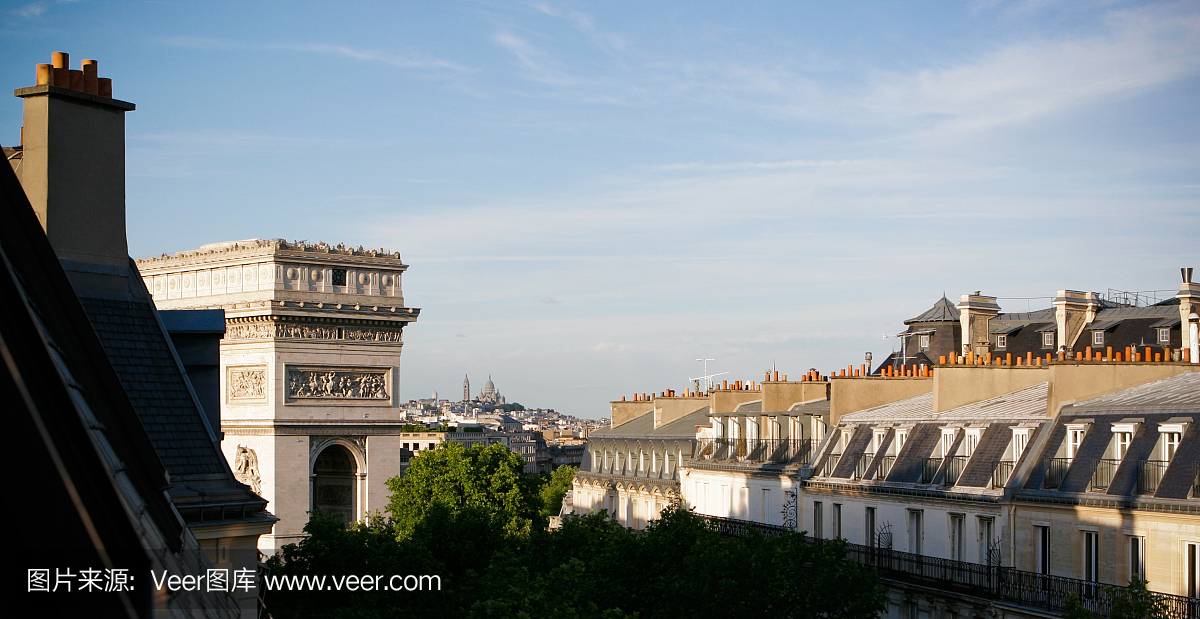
331,268,347,286
1092,331,1105,346
812,502,824,538
402,442,409,449
1083,531,1099,582
1043,332,1055,348
950,514,965,561
979,517,996,565
832,504,843,539
941,429,957,457
865,507,877,547
1129,536,1144,581
996,335,1007,349
907,510,924,555
895,429,909,453
1013,429,1030,459
1158,328,1172,344
1164,432,1182,461
1188,543,1200,598
1036,526,1051,574
964,430,980,457
1067,427,1086,459
1114,432,1132,460
920,334,931,350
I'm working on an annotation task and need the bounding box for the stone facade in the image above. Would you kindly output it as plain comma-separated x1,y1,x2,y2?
137,239,419,552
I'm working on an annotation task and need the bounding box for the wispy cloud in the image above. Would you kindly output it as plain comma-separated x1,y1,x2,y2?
867,3,1200,137
158,36,473,75
14,3,47,17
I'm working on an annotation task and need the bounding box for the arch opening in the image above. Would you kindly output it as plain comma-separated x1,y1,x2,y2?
313,444,358,525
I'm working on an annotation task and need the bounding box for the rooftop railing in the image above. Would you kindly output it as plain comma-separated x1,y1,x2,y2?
876,455,896,479
943,456,969,486
821,453,841,477
1135,460,1168,495
1091,459,1120,491
920,458,941,484
700,514,1199,619
693,438,815,466
854,452,874,479
991,460,1014,489
1043,458,1070,489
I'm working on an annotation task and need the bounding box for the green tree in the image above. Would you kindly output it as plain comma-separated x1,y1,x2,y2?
539,465,577,518
386,441,544,539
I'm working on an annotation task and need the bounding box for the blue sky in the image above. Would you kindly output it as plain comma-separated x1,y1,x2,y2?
3,1,1198,418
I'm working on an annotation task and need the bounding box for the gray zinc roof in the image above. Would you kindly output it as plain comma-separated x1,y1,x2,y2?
591,406,711,439
904,297,959,324
839,382,1048,424
1068,371,1200,411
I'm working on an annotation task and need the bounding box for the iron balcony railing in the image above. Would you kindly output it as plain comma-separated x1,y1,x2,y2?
991,460,1015,489
920,458,941,484
1194,463,1200,498
1135,460,1168,495
821,453,841,477
693,438,816,466
1091,459,1120,491
699,515,1199,619
1043,458,1071,489
943,456,969,486
876,455,896,479
854,452,874,479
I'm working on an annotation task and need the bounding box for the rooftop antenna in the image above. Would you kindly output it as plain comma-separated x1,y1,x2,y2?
691,358,728,393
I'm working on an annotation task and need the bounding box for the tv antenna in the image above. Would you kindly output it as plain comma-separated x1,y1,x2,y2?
690,358,728,393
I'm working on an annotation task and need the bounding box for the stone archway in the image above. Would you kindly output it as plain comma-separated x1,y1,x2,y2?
312,443,358,525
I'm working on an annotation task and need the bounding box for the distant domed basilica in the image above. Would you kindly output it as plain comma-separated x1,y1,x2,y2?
463,374,505,404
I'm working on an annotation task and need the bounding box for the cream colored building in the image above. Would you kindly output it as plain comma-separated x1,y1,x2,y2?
137,240,419,551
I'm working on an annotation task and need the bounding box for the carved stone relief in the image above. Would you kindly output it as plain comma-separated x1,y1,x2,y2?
224,321,403,342
233,445,262,494
287,367,389,400
228,368,267,400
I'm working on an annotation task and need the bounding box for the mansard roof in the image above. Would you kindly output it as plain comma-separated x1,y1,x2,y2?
904,296,959,325
1066,371,1200,412
591,406,711,440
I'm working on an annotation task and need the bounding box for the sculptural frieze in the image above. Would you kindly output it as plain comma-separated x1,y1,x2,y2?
287,367,390,400
228,368,267,399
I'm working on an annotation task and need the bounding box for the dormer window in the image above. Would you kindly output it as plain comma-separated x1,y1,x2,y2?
996,335,1007,350
920,334,931,350
1158,328,1172,344
1113,432,1131,460
1165,432,1181,460
1092,331,1104,346
1066,425,1088,459
1042,332,1055,348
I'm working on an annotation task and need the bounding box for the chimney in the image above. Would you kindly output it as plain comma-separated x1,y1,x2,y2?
957,291,1000,356
1053,290,1099,351
14,53,135,291
1177,268,1200,359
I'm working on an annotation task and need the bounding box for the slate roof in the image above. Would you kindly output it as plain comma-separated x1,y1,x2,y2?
591,406,711,439
1066,371,1200,411
839,392,934,422
789,399,831,415
905,296,960,324
81,297,228,476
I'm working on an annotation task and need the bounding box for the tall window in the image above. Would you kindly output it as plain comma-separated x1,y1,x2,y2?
832,504,843,539
964,431,980,457
1083,531,1099,582
978,517,996,565
1164,432,1182,461
865,507,877,547
949,514,965,561
1129,536,1144,582
813,502,824,539
1013,430,1029,460
1067,428,1086,459
1188,543,1200,598
1114,432,1132,460
1036,526,1051,574
907,510,924,555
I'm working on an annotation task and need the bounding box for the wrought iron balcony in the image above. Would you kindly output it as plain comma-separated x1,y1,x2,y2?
943,456,969,486
920,458,941,484
1043,458,1070,489
699,514,1199,619
821,453,841,477
693,438,816,465
876,455,896,479
1090,459,1120,491
1135,460,1168,495
991,460,1014,488
854,452,875,479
